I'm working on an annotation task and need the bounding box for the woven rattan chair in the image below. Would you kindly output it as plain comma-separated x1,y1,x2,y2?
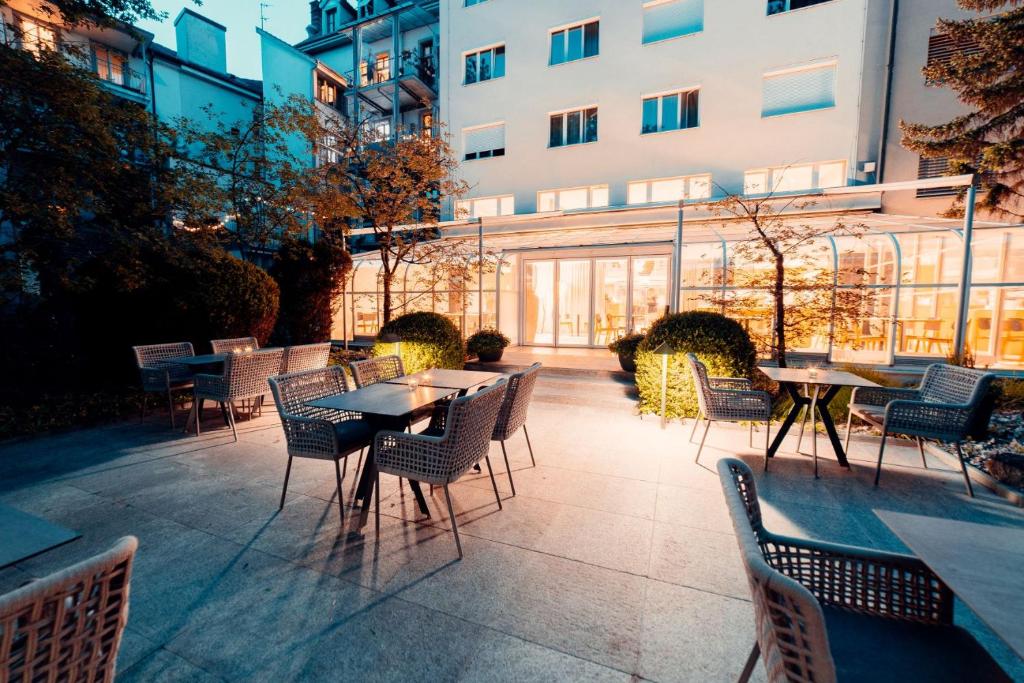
349,355,404,388
491,362,541,496
132,342,195,428
0,536,138,682
268,366,372,522
845,363,995,496
686,354,772,468
718,458,1010,683
280,343,331,374
193,348,284,441
210,336,259,354
374,379,509,559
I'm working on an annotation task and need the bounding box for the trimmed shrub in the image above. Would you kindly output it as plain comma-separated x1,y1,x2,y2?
270,236,351,345
373,312,464,373
635,312,757,419
466,328,510,356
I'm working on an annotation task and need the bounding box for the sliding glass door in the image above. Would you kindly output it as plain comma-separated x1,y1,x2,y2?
558,260,591,346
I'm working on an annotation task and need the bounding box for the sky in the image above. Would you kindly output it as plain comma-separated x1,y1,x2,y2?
136,0,314,79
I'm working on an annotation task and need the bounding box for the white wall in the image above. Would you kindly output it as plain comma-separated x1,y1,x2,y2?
441,0,873,215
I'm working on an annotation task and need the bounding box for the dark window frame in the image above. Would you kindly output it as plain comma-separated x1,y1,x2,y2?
464,44,506,85
549,107,599,148
641,89,700,135
549,19,599,66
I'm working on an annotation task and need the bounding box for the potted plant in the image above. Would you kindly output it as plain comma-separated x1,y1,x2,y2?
467,328,511,363
608,332,644,372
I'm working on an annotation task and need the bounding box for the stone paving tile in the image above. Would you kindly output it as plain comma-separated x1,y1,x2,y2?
647,522,748,600
117,647,225,682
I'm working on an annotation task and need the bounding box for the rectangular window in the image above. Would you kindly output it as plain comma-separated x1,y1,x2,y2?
549,107,598,148
744,160,846,195
464,123,506,161
456,195,515,219
642,0,703,44
92,44,126,86
767,0,834,15
550,20,599,65
641,89,699,134
464,44,505,84
324,8,337,32
18,15,57,55
316,73,343,111
762,62,836,117
537,185,609,212
628,174,712,204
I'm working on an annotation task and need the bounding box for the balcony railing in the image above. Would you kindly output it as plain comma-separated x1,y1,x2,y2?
95,66,147,95
351,53,436,91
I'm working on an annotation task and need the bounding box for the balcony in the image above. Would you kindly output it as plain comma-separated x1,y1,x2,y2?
94,65,147,95
347,53,436,116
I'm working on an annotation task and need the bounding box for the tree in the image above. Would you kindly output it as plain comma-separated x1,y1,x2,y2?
270,234,352,344
705,190,868,368
901,0,1024,218
310,119,469,323
0,0,165,29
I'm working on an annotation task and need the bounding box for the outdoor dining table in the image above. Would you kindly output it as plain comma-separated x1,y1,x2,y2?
0,504,79,569
759,366,880,475
305,381,458,533
384,369,504,395
876,510,1024,660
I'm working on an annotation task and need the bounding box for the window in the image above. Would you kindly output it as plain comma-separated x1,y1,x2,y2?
762,61,836,117
767,0,834,15
642,0,703,44
318,135,341,165
360,53,391,84
925,32,981,84
465,0,490,5
628,175,711,204
537,185,608,212
365,119,391,139
916,157,957,198
456,195,515,219
324,8,337,32
358,0,375,18
420,111,433,137
463,123,506,161
641,89,699,134
550,20,599,65
316,73,342,108
743,160,846,195
549,107,598,148
464,45,505,84
17,15,57,55
92,44,126,86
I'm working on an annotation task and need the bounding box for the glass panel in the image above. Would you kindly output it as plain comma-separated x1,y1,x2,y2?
498,196,515,215
549,114,563,147
566,110,582,145
835,235,896,286
594,259,629,346
998,288,1024,368
661,94,680,131
353,293,381,336
566,26,583,61
680,242,722,288
524,261,555,345
631,257,669,333
584,108,598,142
352,262,380,292
628,182,649,204
683,89,699,128
493,45,505,78
591,186,609,207
479,49,492,81
972,229,1008,285
474,197,498,217
642,97,659,134
538,192,557,212
558,260,591,345
968,287,1024,369
772,165,813,192
818,161,845,188
744,171,768,195
549,30,564,65
831,288,894,364
897,288,958,357
559,188,589,210
899,232,961,285
651,178,685,202
1005,232,1024,282
465,53,477,84
689,175,711,199
583,21,599,57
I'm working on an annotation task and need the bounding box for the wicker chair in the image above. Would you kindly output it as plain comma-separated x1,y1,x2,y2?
268,366,372,522
718,458,1010,683
374,379,509,559
845,363,995,496
280,343,331,374
193,348,284,441
491,362,541,496
349,355,404,389
686,354,772,468
210,336,259,354
0,536,138,682
132,342,195,428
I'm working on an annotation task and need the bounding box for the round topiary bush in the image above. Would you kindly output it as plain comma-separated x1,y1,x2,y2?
467,328,510,362
635,312,757,419
373,312,465,373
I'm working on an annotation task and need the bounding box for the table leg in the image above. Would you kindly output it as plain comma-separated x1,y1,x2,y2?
809,385,820,479
767,383,809,458
815,384,850,468
408,480,429,517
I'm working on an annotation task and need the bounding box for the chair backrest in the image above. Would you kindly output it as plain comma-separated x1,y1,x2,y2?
717,458,836,683
685,353,713,415
350,355,404,388
919,363,994,406
223,348,284,399
132,342,194,369
268,366,352,421
0,536,138,682
211,337,259,354
436,379,508,479
493,362,541,440
281,343,331,374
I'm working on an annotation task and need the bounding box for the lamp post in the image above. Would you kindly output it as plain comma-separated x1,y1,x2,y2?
380,332,401,360
670,199,684,313
654,342,674,429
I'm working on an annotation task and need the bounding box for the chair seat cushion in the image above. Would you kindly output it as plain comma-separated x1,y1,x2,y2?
334,419,374,450
823,606,1012,683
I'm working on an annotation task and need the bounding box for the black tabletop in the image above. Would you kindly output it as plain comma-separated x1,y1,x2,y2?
306,382,456,418
385,369,504,391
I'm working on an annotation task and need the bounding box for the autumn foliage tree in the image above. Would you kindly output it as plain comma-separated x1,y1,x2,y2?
901,0,1024,218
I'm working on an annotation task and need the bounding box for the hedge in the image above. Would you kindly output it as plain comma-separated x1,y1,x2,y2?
635,312,757,419
373,312,465,373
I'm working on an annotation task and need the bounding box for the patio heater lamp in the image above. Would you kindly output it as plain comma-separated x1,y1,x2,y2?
654,342,674,429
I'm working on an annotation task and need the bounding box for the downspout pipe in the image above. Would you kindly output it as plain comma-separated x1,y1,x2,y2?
875,0,899,184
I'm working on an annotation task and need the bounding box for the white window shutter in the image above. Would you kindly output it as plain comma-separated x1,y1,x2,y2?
762,64,836,117
643,0,704,44
464,123,505,155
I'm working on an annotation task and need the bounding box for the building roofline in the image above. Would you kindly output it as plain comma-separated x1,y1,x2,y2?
173,7,228,32
150,42,263,96
257,27,318,66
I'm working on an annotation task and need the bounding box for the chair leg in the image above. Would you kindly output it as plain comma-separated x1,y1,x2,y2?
844,408,854,455
442,484,463,560
954,442,975,498
874,432,888,486
484,455,502,510
166,389,176,429
352,448,365,491
334,457,345,523
523,424,536,467
140,393,148,423
279,455,293,510
689,411,703,442
500,441,517,496
916,437,928,469
374,472,381,539
739,642,761,683
764,419,771,472
227,400,238,442
195,398,203,436
796,404,809,452
748,422,753,448
695,420,712,465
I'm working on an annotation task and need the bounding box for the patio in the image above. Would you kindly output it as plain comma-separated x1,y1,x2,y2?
1,371,1022,682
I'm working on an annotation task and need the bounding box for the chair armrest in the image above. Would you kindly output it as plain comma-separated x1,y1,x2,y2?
709,377,752,390
279,414,337,458
884,399,973,439
375,429,445,478
194,373,225,396
140,367,170,390
760,532,954,624
850,386,920,407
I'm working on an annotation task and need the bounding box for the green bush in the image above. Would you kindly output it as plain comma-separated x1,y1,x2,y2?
608,332,644,358
466,328,510,356
635,312,756,419
270,236,351,345
373,312,465,373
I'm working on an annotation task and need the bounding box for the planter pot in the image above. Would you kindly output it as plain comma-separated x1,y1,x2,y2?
618,353,637,373
477,348,505,363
